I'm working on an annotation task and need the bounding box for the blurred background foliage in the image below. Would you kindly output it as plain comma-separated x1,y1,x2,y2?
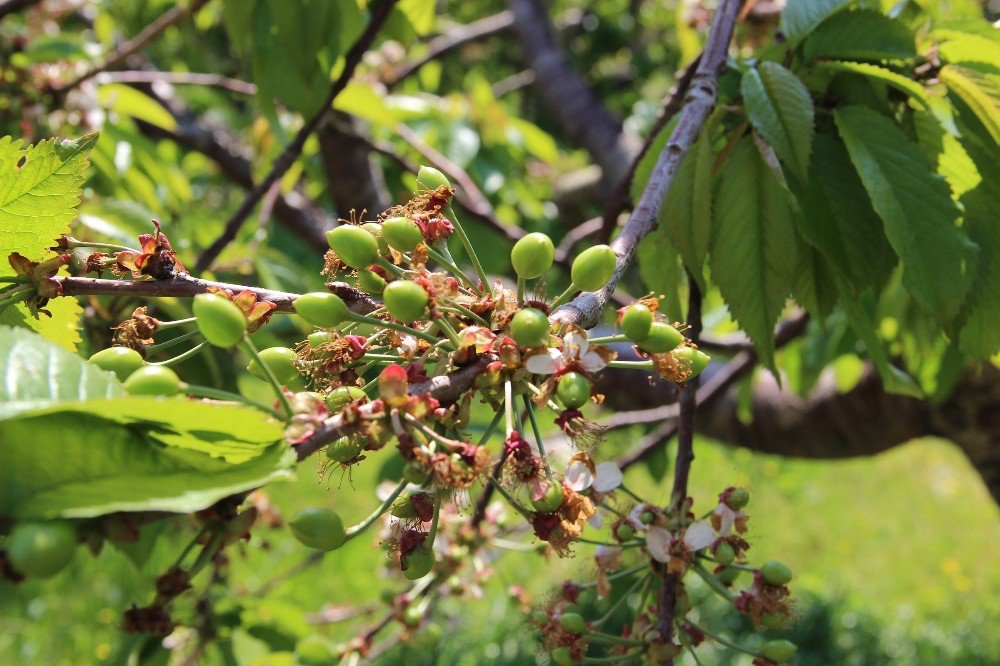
0,0,998,663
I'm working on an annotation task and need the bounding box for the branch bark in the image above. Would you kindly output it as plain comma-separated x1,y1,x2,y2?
507,0,639,187
195,0,399,272
318,113,392,218
550,0,741,330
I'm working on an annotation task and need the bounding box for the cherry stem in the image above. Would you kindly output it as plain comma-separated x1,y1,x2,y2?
486,476,532,518
62,238,137,253
146,329,200,354
155,316,197,330
442,204,490,292
433,315,462,348
549,283,577,309
426,488,443,543
516,275,526,303
504,380,515,436
426,246,483,295
187,529,225,579
587,334,629,344
345,479,408,540
575,563,649,589
440,303,487,326
351,312,440,345
593,572,650,627
682,620,758,657
241,336,293,418
477,406,505,446
150,341,207,367
522,394,553,481
691,561,735,602
169,525,209,571
605,360,654,369
0,276,28,284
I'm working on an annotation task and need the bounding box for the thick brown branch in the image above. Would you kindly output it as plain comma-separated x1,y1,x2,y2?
318,113,392,217
195,0,399,272
551,0,741,330
56,0,210,92
507,0,638,186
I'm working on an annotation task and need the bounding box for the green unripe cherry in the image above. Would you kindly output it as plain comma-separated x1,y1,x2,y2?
381,216,424,252
6,521,76,579
570,245,616,292
673,347,710,378
416,165,451,190
716,566,740,585
88,347,144,381
551,647,580,666
362,222,390,254
357,268,387,296
510,232,555,279
326,436,363,463
327,225,380,269
248,347,299,384
390,490,431,519
325,386,367,410
294,292,350,328
531,481,565,513
288,508,347,551
727,487,750,509
638,322,683,353
714,542,736,566
556,372,591,409
620,304,653,341
615,522,636,542
383,280,429,323
193,293,247,348
124,365,183,397
402,544,435,580
760,560,793,586
509,308,550,348
760,639,797,662
308,331,335,348
559,612,588,634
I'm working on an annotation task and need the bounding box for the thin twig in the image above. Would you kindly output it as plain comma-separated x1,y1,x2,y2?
550,0,741,330
56,0,210,93
92,70,257,95
597,55,702,243
194,0,400,272
384,11,516,86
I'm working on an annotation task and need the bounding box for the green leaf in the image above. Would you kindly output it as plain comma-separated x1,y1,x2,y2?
780,0,854,42
912,105,981,199
0,401,293,519
836,283,922,397
711,137,801,370
659,113,718,281
637,226,684,323
97,84,177,132
741,61,815,183
817,60,928,107
0,325,124,418
0,133,97,350
835,106,977,323
956,141,1000,358
939,65,1000,146
397,0,435,36
791,245,838,318
802,9,915,62
936,34,1000,71
799,133,896,294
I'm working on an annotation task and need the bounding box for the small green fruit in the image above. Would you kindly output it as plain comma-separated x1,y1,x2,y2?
89,347,144,381
294,292,350,327
727,487,750,509
615,522,636,542
6,521,76,579
638,322,683,353
551,647,579,665
760,639,797,662
570,245,616,292
556,372,591,409
760,561,793,586
357,268,387,296
383,280,428,323
714,542,736,566
288,508,346,551
381,216,424,252
416,165,451,190
402,545,435,580
308,331,335,348
509,308,550,348
673,347,710,378
559,612,588,634
510,232,555,279
248,346,298,384
124,365,183,396
327,225,380,269
193,293,247,348
326,436,363,463
716,566,740,585
531,481,564,513
620,304,653,341
325,386,367,410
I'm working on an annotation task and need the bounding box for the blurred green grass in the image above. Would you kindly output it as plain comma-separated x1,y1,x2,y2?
2,436,997,664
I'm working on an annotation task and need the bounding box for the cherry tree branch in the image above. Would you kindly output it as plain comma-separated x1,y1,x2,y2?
194,0,399,272
55,0,210,93
91,70,257,95
551,0,742,330
0,0,40,21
